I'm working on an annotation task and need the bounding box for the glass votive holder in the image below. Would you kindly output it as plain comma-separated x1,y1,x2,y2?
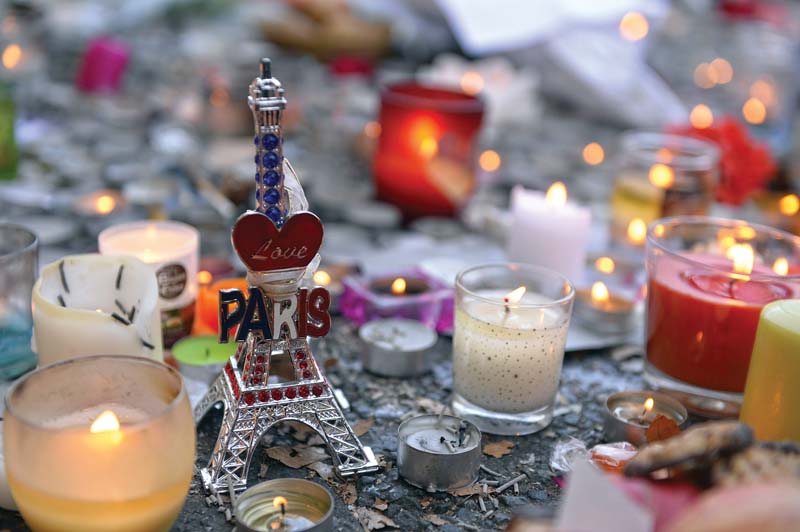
4,355,195,532
610,132,719,248
373,82,484,219
0,223,38,379
452,263,574,435
645,215,800,417
99,221,200,347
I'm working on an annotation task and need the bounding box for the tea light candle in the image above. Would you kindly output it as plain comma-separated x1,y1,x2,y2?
32,254,163,365
507,182,591,284
73,189,126,218
359,318,437,377
99,221,199,347
397,415,482,491
370,276,430,296
172,335,238,385
574,281,637,335
234,479,333,532
603,391,688,445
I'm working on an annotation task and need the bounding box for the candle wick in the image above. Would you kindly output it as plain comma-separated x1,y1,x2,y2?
280,502,286,518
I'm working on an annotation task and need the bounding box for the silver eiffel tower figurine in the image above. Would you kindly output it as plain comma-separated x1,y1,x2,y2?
194,58,378,496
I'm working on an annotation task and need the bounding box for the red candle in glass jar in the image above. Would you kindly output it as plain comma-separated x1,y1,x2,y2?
647,249,794,393
373,83,484,219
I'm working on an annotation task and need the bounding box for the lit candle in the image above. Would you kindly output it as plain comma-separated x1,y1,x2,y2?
740,300,800,442
574,281,636,335
195,277,248,335
507,182,591,284
4,356,195,532
99,221,199,347
234,479,334,532
73,190,125,218
32,254,163,365
171,334,237,385
452,263,574,434
603,391,688,445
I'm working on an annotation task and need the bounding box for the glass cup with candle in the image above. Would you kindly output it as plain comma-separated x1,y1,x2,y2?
645,216,800,417
610,132,719,248
452,263,574,435
4,355,195,532
0,223,38,379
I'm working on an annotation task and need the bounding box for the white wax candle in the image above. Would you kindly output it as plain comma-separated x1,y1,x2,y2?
32,254,163,365
453,290,569,413
507,184,591,284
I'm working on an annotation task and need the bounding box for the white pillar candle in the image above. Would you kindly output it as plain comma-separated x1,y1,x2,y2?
507,182,591,284
98,221,199,346
32,254,163,365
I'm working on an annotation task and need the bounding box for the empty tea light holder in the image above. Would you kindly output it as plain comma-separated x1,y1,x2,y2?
603,391,688,445
359,318,438,377
234,479,333,532
397,415,482,491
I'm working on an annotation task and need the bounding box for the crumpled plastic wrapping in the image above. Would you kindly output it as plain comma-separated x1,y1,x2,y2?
551,437,637,474
283,159,321,277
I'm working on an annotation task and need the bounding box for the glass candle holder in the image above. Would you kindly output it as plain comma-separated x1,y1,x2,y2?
611,133,719,248
452,263,574,435
0,223,38,379
645,216,800,417
4,355,195,532
373,82,484,219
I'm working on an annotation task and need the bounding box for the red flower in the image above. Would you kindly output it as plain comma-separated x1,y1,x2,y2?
670,116,776,205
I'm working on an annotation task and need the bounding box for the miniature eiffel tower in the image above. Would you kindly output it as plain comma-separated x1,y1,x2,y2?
194,58,378,495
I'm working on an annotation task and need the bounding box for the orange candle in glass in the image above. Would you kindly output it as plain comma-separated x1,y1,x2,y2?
195,276,248,334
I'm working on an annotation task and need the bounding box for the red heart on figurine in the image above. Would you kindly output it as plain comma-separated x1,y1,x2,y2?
231,211,323,272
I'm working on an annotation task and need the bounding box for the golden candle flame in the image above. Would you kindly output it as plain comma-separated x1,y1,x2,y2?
313,270,332,286
710,58,733,84
742,97,766,125
364,121,381,139
627,218,647,245
773,257,789,276
619,12,649,41
648,163,674,188
690,104,714,129
779,194,800,216
504,286,526,305
545,182,567,206
582,142,604,166
727,243,755,275
391,278,407,295
95,194,116,215
2,43,21,70
209,86,229,107
644,397,655,413
656,148,673,163
460,71,484,95
595,256,615,274
90,410,120,433
419,137,438,159
272,496,288,511
197,270,212,285
591,281,609,304
750,80,775,106
694,62,717,89
479,150,501,172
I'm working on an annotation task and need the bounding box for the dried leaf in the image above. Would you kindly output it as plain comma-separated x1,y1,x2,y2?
307,461,334,481
449,484,494,497
335,481,357,505
420,496,432,509
353,417,375,437
266,445,329,469
415,397,452,415
354,507,398,530
423,514,448,526
646,415,682,443
373,497,388,511
324,357,338,369
257,463,269,479
483,440,514,458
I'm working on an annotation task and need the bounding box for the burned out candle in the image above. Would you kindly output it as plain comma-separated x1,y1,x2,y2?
359,318,437,377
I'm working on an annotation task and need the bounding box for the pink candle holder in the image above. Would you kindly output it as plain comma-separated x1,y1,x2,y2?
76,37,130,94
340,268,453,334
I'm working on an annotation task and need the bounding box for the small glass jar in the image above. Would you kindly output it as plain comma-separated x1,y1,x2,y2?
610,132,719,247
0,223,37,379
452,263,574,435
4,355,195,532
645,216,800,417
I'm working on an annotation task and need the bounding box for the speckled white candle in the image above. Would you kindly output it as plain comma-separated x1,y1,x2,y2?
453,290,570,413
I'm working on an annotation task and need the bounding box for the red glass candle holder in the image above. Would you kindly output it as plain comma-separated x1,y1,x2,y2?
645,215,800,417
373,83,484,219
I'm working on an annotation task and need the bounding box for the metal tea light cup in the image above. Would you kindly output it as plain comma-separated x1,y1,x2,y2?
359,318,437,377
235,479,334,532
603,390,688,445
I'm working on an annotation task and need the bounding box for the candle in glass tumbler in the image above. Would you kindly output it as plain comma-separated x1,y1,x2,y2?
507,182,591,284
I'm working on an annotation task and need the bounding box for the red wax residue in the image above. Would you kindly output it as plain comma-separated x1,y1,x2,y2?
647,253,793,392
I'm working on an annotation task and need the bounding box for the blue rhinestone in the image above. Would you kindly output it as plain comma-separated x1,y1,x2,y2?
253,136,259,146
255,171,261,183
264,188,281,205
254,154,259,164
264,170,280,186
266,206,282,222
262,134,279,150
255,189,261,200
262,152,281,169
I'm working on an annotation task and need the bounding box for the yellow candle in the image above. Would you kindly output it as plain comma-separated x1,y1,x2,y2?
740,300,800,442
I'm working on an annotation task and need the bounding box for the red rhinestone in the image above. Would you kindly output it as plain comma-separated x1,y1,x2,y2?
256,356,265,364
244,392,255,406
298,361,308,369
255,366,264,375
258,390,269,402
295,351,305,360
312,385,323,397
285,387,297,399
303,370,312,379
299,386,309,398
271,389,283,401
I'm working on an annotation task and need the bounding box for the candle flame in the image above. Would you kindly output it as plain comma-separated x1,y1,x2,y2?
460,71,484,95
272,496,287,511
2,43,21,70
710,58,733,84
419,137,438,159
209,86,229,107
690,104,714,129
504,286,526,305
95,194,116,215
479,150,501,172
648,163,674,188
90,410,120,433
545,182,567,206
694,62,717,89
391,277,407,295
197,270,212,285
619,12,648,41
656,148,673,164
750,80,775,107
727,243,754,275
591,281,609,304
644,397,655,413
627,218,647,245
743,97,766,125
779,194,800,216
595,256,615,274
364,121,381,139
773,257,789,276
582,142,604,166
313,270,332,286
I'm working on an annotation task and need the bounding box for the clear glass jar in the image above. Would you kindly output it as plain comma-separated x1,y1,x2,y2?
0,223,37,379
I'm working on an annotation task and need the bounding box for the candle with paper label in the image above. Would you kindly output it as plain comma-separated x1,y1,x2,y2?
740,300,800,442
507,182,591,284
